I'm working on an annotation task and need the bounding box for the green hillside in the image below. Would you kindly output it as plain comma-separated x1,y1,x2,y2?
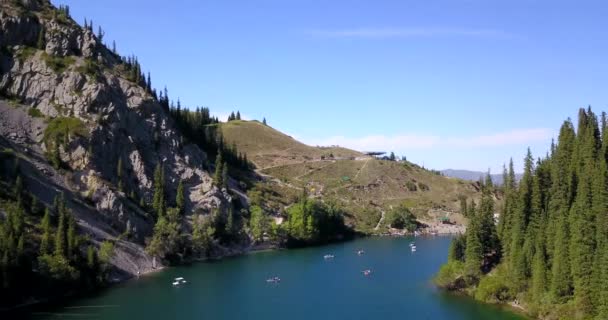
219,120,481,233
218,120,362,169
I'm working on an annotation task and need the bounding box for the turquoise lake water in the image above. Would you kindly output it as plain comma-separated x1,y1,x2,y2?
23,236,526,320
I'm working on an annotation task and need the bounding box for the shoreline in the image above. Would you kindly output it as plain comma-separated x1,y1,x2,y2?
437,285,533,320
6,230,462,313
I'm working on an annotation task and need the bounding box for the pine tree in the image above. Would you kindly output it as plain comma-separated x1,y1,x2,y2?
530,236,547,305
569,161,596,314
478,182,499,262
67,212,77,260
568,108,599,315
214,151,224,188
13,175,23,203
509,149,535,291
592,112,608,315
54,196,66,258
117,157,124,192
263,117,267,126
176,180,185,213
550,210,573,300
152,163,165,218
464,203,482,281
225,205,235,240
448,234,466,262
87,245,97,269
37,26,45,50
459,196,468,218
243,153,249,169
236,111,241,120
222,162,229,189
39,208,52,255
146,72,152,92
97,26,104,42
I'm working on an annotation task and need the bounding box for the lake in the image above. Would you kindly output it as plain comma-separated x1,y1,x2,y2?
23,236,526,320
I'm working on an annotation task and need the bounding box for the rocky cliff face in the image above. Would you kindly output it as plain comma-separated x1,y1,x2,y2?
0,0,237,277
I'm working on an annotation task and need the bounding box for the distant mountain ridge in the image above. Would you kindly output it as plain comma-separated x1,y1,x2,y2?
440,169,523,185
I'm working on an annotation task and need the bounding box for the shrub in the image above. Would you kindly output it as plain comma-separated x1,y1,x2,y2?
28,107,44,118
405,180,417,191
43,116,88,146
76,59,103,82
418,182,430,191
41,52,75,73
387,204,417,231
16,47,37,63
474,267,513,303
98,241,115,265
355,207,382,231
434,260,465,289
37,254,79,281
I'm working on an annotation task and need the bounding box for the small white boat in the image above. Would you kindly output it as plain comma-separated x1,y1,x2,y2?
266,277,281,283
181,280,187,284
357,250,365,255
362,269,372,276
175,277,184,281
324,254,335,259
409,242,415,247
411,246,417,252
172,281,180,286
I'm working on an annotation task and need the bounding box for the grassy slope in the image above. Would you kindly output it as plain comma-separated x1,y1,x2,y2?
219,120,362,169
220,120,480,233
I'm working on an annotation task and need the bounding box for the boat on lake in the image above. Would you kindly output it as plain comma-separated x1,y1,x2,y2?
324,254,335,259
173,277,187,285
357,249,365,255
266,277,281,283
362,269,372,276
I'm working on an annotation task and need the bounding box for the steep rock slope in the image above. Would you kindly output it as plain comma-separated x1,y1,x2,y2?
0,1,235,277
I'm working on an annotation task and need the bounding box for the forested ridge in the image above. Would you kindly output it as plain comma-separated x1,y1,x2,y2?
436,107,608,319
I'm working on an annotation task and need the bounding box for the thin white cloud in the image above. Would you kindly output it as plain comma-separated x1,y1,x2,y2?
304,27,513,39
308,134,441,151
446,128,552,148
303,128,553,151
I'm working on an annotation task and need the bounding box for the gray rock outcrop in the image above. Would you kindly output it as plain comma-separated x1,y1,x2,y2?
0,0,238,278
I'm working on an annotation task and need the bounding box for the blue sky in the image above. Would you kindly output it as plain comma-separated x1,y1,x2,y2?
52,0,608,172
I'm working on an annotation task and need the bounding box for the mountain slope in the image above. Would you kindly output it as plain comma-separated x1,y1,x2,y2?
220,120,482,233
0,0,242,306
218,120,362,169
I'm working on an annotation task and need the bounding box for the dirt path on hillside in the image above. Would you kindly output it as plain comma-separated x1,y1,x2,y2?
294,161,334,181
374,210,386,230
353,158,371,181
